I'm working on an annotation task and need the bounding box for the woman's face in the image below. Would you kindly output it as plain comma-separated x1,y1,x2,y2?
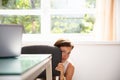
60,46,72,62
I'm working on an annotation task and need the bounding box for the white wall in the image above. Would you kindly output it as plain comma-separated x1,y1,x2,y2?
69,42,120,80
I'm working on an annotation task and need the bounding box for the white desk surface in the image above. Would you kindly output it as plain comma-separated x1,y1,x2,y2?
0,54,52,80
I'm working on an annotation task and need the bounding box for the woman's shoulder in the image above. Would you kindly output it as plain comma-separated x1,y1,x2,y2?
67,59,74,68
66,60,74,70
68,62,74,69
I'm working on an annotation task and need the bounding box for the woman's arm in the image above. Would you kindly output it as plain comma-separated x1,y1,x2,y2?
65,63,74,80
55,62,74,80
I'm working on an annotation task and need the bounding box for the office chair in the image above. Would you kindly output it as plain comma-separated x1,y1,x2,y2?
21,45,62,80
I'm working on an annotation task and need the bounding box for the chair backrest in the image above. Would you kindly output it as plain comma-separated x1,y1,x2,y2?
21,45,62,78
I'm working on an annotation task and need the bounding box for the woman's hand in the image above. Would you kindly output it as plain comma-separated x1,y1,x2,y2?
55,63,64,73
55,63,65,80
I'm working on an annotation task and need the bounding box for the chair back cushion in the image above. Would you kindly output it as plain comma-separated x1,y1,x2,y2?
21,45,62,78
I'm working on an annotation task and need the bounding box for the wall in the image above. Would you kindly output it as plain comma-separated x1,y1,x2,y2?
69,42,120,80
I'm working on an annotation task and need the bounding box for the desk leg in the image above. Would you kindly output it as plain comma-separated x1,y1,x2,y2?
46,60,52,80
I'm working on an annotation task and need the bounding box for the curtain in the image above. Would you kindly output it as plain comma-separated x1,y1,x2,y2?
94,0,116,41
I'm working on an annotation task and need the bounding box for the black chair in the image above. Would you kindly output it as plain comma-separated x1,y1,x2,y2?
21,45,62,80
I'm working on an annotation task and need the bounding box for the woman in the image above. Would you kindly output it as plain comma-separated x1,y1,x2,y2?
54,38,75,80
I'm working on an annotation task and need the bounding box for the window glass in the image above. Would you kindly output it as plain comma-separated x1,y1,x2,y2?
85,0,96,8
51,0,96,9
0,15,41,33
51,14,95,34
0,0,40,9
51,0,96,34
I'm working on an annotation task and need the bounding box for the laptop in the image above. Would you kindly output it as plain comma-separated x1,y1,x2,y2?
0,24,23,57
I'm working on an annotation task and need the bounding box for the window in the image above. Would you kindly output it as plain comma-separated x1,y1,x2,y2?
2,0,116,42
0,0,41,34
51,0,96,34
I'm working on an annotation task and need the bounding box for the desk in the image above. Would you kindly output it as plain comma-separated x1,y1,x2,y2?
0,54,52,80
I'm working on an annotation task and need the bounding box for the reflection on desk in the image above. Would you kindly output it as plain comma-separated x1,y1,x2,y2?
0,54,52,80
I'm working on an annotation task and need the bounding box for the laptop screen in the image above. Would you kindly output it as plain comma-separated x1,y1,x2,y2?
0,24,23,57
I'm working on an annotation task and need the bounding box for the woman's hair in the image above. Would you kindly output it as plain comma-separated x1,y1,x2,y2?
54,38,74,49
